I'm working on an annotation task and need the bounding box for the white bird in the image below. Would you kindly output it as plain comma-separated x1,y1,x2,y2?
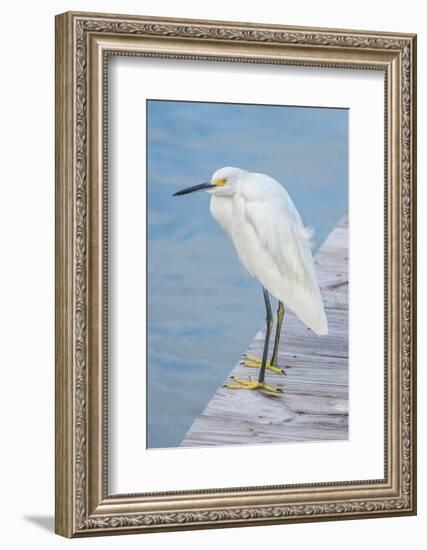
174,167,328,393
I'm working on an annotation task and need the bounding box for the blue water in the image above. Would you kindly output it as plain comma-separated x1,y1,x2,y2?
147,100,348,448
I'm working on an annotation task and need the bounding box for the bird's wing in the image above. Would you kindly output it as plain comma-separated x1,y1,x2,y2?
242,189,327,334
244,195,314,285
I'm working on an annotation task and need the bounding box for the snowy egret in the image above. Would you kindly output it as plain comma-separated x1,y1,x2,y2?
173,167,328,393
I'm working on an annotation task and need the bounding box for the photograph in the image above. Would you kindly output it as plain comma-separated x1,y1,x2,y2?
147,99,349,449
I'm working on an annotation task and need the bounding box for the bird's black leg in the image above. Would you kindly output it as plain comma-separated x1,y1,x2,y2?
270,301,285,373
258,287,273,385
224,287,282,393
241,300,285,374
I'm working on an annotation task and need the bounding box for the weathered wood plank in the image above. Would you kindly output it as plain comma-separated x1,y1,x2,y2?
181,212,349,447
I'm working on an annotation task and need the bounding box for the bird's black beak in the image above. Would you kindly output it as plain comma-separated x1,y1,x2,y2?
173,182,215,196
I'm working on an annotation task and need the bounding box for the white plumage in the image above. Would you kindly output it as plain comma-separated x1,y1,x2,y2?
208,167,327,335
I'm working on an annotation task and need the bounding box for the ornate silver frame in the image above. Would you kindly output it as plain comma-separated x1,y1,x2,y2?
55,11,417,537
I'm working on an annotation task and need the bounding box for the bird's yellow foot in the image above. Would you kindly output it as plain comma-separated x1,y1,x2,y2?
242,354,286,375
223,376,283,393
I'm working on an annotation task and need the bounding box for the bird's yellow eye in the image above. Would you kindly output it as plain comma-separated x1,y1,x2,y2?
213,177,228,187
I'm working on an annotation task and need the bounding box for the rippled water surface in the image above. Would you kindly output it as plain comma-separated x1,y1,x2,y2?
147,100,348,448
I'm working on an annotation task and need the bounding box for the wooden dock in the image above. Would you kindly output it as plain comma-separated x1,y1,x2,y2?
181,213,349,447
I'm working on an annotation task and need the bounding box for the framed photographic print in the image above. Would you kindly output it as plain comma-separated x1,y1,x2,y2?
55,11,417,537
